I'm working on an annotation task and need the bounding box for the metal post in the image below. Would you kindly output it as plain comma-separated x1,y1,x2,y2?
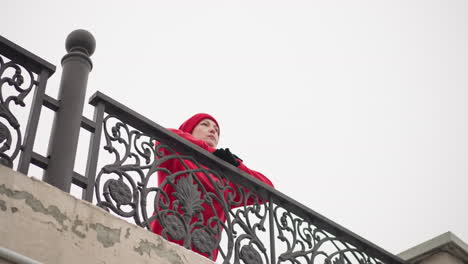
83,102,105,202
268,196,276,263
43,29,96,192
17,70,50,175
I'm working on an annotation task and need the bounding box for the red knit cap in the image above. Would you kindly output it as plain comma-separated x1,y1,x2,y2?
178,113,220,135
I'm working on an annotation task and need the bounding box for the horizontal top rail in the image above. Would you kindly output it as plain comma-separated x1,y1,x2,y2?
0,35,56,75
89,91,405,264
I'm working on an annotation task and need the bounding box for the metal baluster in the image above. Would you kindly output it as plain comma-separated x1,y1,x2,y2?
82,102,105,201
269,196,276,264
17,69,51,174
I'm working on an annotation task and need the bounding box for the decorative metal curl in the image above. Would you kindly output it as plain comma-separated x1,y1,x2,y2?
0,56,37,167
274,205,383,264
108,179,132,205
192,228,218,253
240,244,263,264
94,115,271,263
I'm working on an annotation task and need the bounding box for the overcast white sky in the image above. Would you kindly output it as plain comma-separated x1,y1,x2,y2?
2,0,468,257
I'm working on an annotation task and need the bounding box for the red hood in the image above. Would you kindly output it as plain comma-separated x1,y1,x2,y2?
178,113,220,135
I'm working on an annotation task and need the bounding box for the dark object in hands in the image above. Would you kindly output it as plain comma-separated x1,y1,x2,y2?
213,148,241,167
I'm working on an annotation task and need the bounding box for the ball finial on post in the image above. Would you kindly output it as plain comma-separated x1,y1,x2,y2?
65,29,96,56
44,29,96,192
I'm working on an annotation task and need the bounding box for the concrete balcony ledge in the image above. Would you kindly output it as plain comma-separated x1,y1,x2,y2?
398,232,468,264
0,165,214,264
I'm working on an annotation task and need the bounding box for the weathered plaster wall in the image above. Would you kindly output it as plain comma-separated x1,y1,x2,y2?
418,252,464,264
0,258,14,264
399,232,468,264
0,166,213,264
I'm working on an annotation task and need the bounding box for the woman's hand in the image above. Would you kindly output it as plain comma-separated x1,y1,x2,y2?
213,148,241,167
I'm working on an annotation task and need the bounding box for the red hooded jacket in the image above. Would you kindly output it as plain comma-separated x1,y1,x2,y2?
151,114,274,260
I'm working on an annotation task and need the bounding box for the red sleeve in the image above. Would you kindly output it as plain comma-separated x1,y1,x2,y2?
168,129,275,190
166,129,274,189
227,160,274,208
164,129,274,205
237,162,274,188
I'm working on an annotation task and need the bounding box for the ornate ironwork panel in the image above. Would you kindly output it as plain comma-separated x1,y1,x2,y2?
0,55,38,168
89,92,405,264
273,205,383,264
95,115,272,263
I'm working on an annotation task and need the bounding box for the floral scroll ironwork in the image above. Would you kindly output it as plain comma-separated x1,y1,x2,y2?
274,205,383,264
0,56,37,168
95,115,271,263
88,90,405,264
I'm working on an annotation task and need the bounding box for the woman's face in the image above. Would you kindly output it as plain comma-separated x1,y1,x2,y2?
191,118,219,148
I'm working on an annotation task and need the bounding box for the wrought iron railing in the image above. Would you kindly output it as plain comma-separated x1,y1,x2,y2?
0,30,98,200
0,35,55,171
84,92,405,264
0,31,406,264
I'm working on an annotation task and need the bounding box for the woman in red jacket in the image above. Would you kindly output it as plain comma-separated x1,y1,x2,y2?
151,113,274,261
